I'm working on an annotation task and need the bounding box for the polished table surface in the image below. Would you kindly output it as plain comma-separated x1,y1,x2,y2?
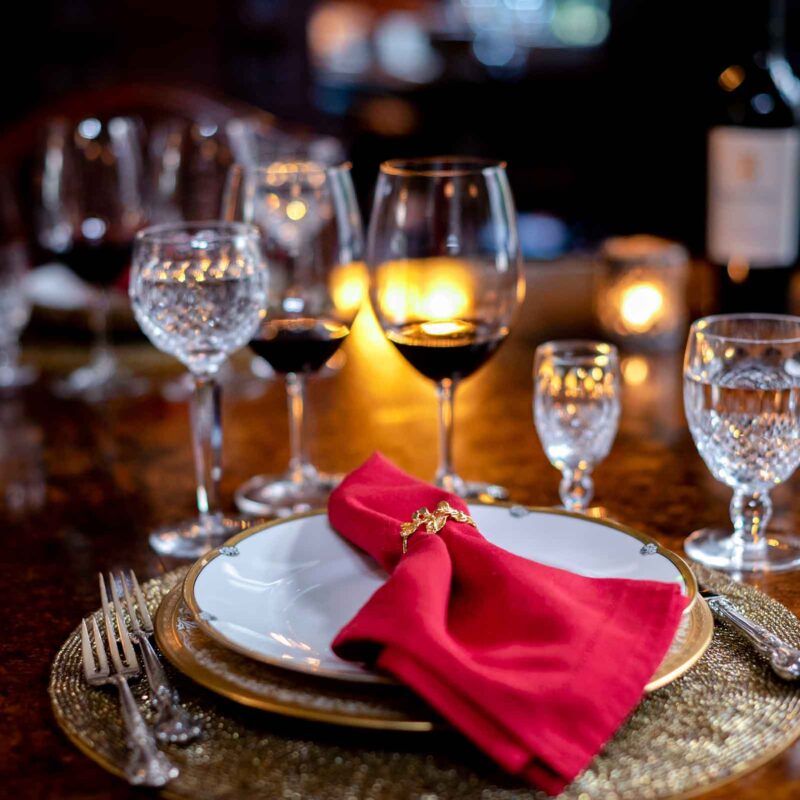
5,262,800,798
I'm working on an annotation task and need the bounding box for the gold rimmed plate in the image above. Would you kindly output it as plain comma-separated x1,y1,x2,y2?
179,504,704,693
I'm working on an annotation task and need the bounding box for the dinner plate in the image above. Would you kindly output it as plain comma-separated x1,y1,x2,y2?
183,504,699,686
156,582,713,730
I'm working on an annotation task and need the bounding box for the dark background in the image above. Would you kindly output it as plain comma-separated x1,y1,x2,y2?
6,0,800,254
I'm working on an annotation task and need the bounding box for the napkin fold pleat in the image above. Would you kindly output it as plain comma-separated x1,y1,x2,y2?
330,454,687,794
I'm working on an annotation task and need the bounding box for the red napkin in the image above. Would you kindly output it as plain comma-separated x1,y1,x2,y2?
330,454,687,794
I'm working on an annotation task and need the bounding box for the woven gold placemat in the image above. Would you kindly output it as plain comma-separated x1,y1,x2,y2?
50,566,800,799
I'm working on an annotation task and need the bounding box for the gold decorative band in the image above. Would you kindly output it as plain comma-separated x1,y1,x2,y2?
400,501,476,554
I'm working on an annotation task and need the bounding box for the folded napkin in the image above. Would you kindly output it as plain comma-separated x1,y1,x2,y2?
330,454,687,794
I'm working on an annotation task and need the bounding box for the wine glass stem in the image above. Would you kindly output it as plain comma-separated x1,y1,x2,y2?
730,489,772,555
286,372,310,485
0,339,20,372
190,374,223,527
559,467,594,511
89,289,115,372
435,378,462,492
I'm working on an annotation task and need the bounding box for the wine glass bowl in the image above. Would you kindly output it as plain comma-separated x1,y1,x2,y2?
222,161,364,517
367,157,523,499
684,313,800,572
533,340,621,512
131,224,266,373
36,116,148,400
130,222,267,558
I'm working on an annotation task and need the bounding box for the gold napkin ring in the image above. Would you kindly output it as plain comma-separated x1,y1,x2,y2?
399,501,476,554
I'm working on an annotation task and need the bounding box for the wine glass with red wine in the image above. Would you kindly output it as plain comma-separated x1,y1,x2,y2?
367,157,524,499
36,117,148,400
222,161,364,517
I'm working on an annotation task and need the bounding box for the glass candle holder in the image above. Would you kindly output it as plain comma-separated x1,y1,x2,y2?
596,235,689,352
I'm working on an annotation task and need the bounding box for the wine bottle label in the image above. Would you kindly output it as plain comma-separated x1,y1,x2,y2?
707,126,800,267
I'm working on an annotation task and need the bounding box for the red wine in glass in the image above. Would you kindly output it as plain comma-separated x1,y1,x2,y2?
60,240,132,288
386,319,508,383
249,317,349,374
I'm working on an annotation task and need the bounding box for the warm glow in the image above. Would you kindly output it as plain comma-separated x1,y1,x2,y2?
622,356,649,386
719,64,745,92
420,320,473,337
330,261,367,315
727,258,750,284
286,200,307,221
376,258,473,323
619,282,664,332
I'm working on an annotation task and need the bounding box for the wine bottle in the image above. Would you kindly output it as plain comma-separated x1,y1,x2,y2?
706,0,800,314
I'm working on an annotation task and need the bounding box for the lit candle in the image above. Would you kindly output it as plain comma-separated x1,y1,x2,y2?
597,236,688,351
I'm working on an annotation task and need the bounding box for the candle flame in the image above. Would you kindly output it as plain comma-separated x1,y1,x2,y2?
375,258,473,323
619,282,664,332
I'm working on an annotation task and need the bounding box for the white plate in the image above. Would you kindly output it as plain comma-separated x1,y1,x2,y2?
184,505,696,684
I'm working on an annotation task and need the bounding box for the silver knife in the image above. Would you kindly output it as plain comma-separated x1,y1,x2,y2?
701,586,800,680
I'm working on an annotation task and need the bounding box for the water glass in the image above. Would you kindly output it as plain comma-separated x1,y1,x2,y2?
130,222,267,557
684,314,800,573
533,340,621,511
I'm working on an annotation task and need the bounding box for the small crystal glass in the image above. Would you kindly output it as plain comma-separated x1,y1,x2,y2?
533,340,621,511
130,222,267,558
684,314,800,573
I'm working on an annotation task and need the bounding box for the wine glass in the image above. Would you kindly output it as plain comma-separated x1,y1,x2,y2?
533,340,621,512
148,119,265,403
226,116,345,169
226,118,348,381
148,119,234,225
367,157,524,500
684,313,800,572
130,222,267,557
36,116,148,401
221,161,365,517
0,173,37,390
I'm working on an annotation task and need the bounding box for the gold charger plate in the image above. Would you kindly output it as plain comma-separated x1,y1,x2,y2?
53,566,800,800
155,581,713,730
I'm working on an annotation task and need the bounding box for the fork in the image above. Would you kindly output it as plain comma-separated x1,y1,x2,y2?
108,570,201,743
80,578,179,786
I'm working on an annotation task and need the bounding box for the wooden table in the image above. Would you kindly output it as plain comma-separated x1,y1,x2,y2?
4,262,800,798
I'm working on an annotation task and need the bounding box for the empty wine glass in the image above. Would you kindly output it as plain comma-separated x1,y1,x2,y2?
130,222,267,557
222,161,364,517
36,116,148,401
684,314,800,572
226,116,345,168
0,174,37,389
533,340,621,512
367,157,524,500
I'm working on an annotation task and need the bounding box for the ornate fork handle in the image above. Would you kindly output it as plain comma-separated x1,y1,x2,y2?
137,637,201,743
706,595,800,680
113,675,179,786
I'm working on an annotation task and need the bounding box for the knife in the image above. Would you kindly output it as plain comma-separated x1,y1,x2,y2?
701,585,800,680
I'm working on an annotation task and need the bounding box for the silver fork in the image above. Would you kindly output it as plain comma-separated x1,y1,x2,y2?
109,570,201,743
80,578,179,786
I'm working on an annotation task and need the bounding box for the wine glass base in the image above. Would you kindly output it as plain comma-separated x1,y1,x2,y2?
444,479,509,502
235,472,343,518
0,364,38,390
52,364,149,402
149,516,253,559
684,527,800,573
